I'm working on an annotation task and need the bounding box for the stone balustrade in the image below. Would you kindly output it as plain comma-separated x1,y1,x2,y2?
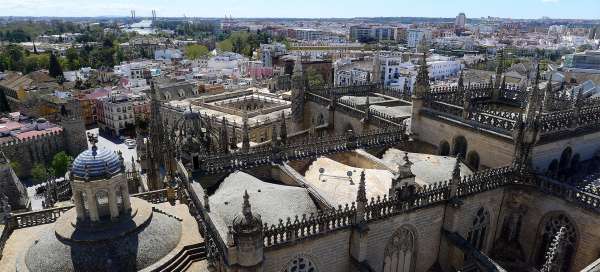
263,203,355,247
199,127,405,174
13,206,74,229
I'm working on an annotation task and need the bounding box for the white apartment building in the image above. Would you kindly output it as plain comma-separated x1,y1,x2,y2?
207,52,248,77
407,29,432,48
427,55,463,80
260,43,287,67
98,93,136,137
335,68,371,86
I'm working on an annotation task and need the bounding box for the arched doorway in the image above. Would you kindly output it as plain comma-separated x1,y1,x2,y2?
467,151,480,170
439,141,450,156
534,213,577,271
452,136,468,159
383,225,417,272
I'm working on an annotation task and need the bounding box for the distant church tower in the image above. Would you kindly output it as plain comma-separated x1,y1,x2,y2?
59,99,87,156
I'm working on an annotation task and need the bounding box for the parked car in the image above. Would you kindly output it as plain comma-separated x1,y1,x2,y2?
124,139,136,149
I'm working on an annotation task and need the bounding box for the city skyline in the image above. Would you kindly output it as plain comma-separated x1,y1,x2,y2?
2,0,600,20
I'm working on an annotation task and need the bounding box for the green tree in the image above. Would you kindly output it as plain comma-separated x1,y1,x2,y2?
306,67,325,87
4,44,25,71
185,44,209,60
217,39,234,52
31,163,48,184
65,47,80,70
48,51,64,81
10,160,21,177
51,151,73,177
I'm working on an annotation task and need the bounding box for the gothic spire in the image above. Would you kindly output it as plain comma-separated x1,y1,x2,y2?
220,117,229,153
271,122,278,147
457,69,464,91
242,190,253,220
279,111,287,146
452,157,461,181
413,52,430,98
230,121,238,150
495,49,504,87
363,95,370,121
357,170,367,204
242,113,250,152
449,157,461,198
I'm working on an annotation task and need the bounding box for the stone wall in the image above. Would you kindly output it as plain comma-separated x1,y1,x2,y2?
365,205,445,272
263,229,352,272
414,114,514,169
0,130,66,177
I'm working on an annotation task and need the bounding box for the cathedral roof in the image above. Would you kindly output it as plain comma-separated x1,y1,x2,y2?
207,171,317,238
71,146,122,179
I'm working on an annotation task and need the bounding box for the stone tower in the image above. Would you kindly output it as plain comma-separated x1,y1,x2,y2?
0,151,30,211
59,99,87,156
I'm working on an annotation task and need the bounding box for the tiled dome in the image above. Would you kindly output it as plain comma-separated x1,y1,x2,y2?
71,146,122,179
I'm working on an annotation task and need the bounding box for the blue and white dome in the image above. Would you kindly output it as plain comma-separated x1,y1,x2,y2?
71,147,122,179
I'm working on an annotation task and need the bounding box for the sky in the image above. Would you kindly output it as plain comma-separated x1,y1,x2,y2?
0,0,599,19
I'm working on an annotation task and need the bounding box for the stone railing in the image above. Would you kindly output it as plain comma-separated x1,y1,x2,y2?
263,204,355,247
427,101,464,117
261,167,517,248
199,127,405,174
538,104,600,141
526,175,600,212
12,206,74,229
309,83,381,98
466,111,519,132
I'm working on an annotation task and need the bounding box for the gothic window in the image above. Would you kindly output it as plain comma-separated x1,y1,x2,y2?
467,207,490,251
570,154,580,172
452,136,468,159
317,114,325,125
383,226,416,272
439,141,450,156
558,147,572,172
534,213,577,271
282,255,318,272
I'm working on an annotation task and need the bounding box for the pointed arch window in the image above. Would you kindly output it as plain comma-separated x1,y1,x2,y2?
535,213,577,271
467,207,490,251
383,226,416,272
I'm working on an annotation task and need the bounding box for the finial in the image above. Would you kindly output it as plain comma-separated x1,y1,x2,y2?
242,190,252,219
452,156,461,181
357,170,367,203
403,152,413,166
